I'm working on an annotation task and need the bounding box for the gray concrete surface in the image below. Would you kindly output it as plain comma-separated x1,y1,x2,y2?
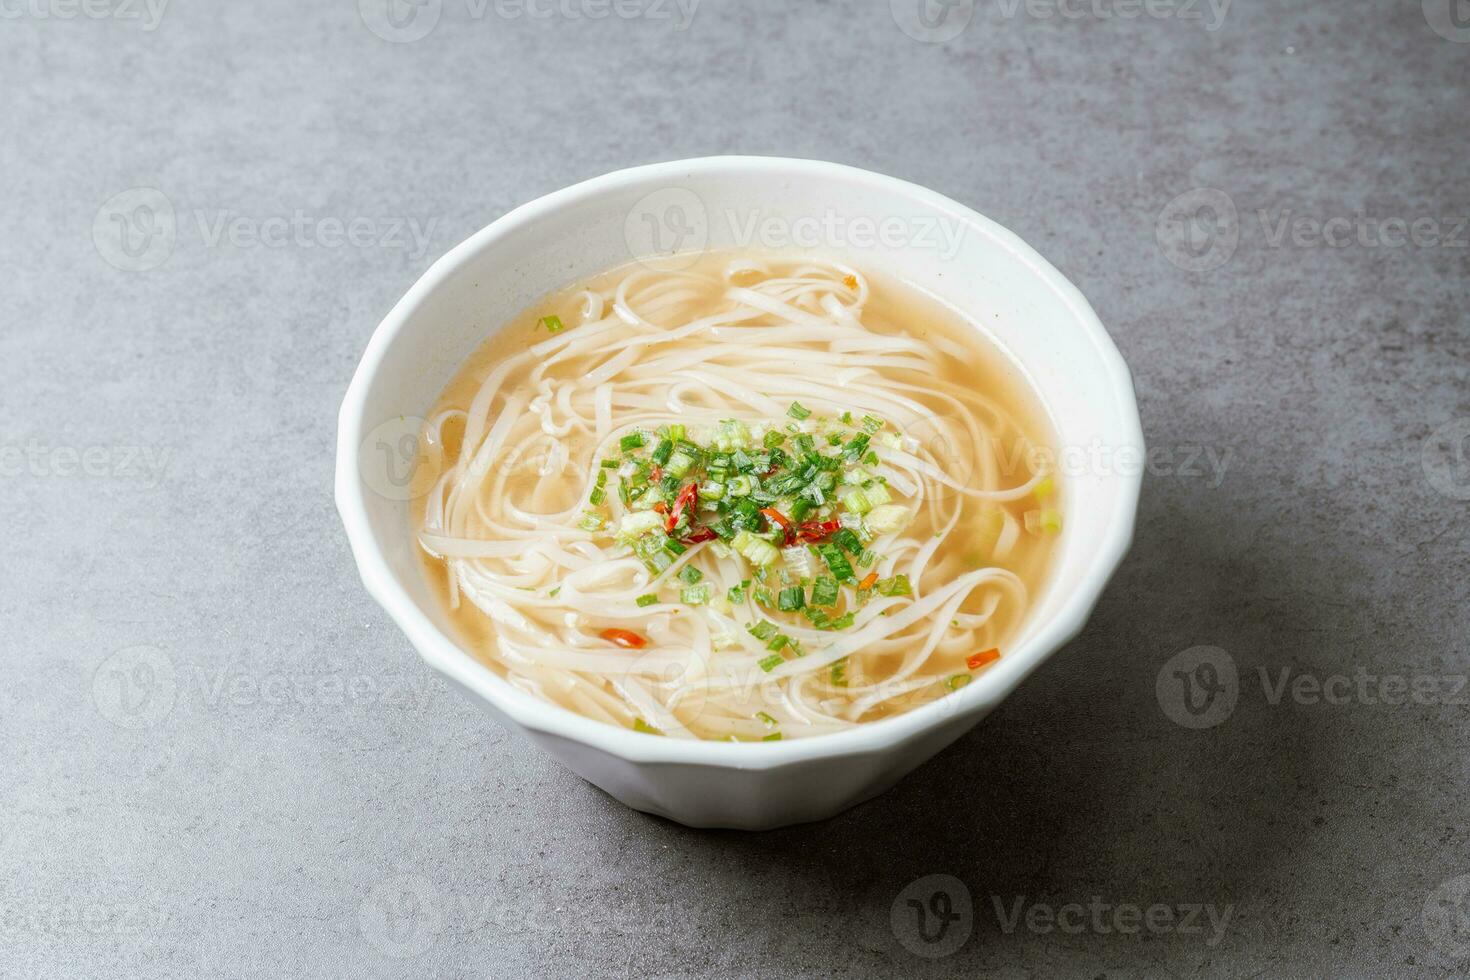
3,0,1468,976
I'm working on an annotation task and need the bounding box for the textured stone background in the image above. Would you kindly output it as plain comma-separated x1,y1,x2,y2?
3,0,1468,976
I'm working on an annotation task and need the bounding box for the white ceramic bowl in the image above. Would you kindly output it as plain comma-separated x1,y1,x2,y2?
336,156,1143,830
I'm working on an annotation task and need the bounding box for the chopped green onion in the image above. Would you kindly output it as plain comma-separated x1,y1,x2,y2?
747,621,779,642
861,414,884,433
667,450,696,478
810,575,839,607
635,594,659,607
681,584,710,604
537,314,564,334
1024,508,1063,534
818,543,856,583
763,430,785,449
757,653,785,672
756,711,778,728
777,586,806,612
787,401,811,421
668,423,686,442
620,431,646,451
865,504,909,535
831,528,863,554
618,511,663,538
824,611,855,630
679,565,703,585
650,438,673,465
875,574,912,597
762,732,783,741
945,673,972,691
733,529,780,567
830,657,848,687
727,582,747,605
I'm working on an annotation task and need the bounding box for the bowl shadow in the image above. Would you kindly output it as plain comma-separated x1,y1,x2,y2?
626,471,1358,963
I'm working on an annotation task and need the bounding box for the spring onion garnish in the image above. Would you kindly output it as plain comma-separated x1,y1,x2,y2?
589,468,609,505
593,411,934,645
756,711,778,729
1024,509,1063,534
632,718,663,735
875,574,912,597
967,648,1000,670
818,543,856,584
762,732,783,741
757,653,785,672
830,657,848,687
946,673,972,691
537,314,564,334
748,621,778,642
777,586,806,612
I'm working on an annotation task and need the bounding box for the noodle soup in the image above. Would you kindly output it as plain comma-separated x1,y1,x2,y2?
412,252,1061,741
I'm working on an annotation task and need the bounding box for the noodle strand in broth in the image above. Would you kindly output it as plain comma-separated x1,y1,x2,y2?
414,253,1060,741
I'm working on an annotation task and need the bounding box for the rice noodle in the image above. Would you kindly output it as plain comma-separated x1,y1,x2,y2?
414,254,1057,740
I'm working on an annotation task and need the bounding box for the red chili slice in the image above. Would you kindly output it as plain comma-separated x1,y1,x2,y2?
967,648,1000,670
601,628,649,650
795,519,842,543
666,482,698,533
760,507,794,544
682,527,717,544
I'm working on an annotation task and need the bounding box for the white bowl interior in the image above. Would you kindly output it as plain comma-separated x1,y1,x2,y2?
342,157,1140,759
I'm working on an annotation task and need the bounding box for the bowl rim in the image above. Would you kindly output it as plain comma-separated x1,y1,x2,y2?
335,154,1144,769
